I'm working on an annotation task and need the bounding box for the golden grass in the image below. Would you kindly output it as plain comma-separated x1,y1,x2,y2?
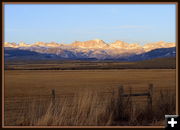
4,69,176,126
4,87,175,126
5,69,175,97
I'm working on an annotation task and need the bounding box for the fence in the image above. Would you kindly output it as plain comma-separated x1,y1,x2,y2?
6,83,177,126
4,83,176,126
49,84,154,111
116,84,153,112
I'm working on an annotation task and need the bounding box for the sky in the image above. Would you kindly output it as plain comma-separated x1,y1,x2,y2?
4,4,176,45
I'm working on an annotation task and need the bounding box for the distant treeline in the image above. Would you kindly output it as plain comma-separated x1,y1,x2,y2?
4,57,176,70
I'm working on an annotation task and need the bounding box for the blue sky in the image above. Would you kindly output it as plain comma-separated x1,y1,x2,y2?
4,4,176,45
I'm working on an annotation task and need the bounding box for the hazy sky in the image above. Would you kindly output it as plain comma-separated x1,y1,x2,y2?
4,4,176,45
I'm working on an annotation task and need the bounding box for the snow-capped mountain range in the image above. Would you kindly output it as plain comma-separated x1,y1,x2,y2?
4,39,176,60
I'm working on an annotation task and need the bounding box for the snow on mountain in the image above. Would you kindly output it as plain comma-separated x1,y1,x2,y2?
108,40,144,55
126,47,176,61
109,40,129,48
4,40,175,50
18,42,31,47
72,39,108,49
4,42,19,48
4,40,176,60
143,41,175,52
31,42,62,47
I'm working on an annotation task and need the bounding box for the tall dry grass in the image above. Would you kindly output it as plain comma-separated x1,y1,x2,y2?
5,87,175,126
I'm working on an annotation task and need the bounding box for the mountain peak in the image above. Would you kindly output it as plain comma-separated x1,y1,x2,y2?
4,42,18,48
93,39,104,43
18,42,30,47
115,40,125,43
4,40,176,53
143,41,175,52
114,40,129,45
72,39,107,49
110,40,129,48
34,42,46,46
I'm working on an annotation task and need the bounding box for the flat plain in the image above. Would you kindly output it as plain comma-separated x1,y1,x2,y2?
5,69,176,97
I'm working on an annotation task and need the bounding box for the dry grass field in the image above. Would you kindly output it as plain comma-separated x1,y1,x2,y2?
5,69,176,97
4,69,176,126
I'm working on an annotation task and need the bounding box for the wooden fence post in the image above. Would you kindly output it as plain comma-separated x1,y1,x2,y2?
51,89,56,105
148,84,153,113
111,88,115,104
118,85,124,98
129,87,133,117
114,85,124,120
112,88,115,97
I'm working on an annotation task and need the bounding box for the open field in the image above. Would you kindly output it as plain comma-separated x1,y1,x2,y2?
5,69,176,97
4,69,176,126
